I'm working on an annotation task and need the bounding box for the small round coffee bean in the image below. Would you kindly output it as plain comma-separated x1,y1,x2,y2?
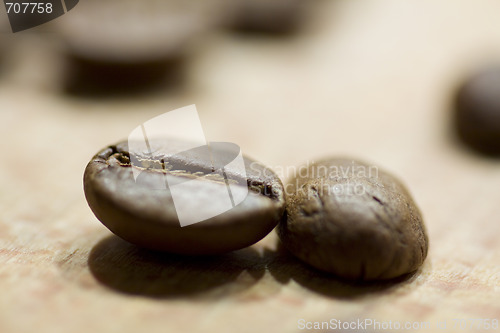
454,66,500,155
84,140,285,255
278,158,429,281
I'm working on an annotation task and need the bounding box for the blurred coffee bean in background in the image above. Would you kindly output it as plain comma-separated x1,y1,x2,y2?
227,0,306,35
454,66,500,156
55,0,225,96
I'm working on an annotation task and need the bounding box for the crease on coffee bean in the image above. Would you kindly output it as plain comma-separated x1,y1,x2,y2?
311,185,325,209
248,180,281,201
298,185,324,217
366,193,406,279
103,145,280,200
374,200,408,251
371,195,384,206
369,192,408,247
369,203,403,279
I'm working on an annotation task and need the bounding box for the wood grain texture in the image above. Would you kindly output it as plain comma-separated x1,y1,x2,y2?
0,1,499,333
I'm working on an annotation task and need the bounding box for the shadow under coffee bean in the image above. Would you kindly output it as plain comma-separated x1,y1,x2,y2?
83,140,286,255
88,235,265,299
265,241,426,299
88,234,423,300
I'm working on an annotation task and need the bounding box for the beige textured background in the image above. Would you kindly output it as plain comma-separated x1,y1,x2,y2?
0,1,499,332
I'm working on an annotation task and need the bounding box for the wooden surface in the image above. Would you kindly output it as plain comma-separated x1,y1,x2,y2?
1,1,500,332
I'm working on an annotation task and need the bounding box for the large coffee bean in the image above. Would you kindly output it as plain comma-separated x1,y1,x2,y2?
84,140,285,254
278,158,429,281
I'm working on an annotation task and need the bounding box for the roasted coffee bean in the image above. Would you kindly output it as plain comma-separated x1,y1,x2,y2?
84,140,285,255
454,67,500,155
228,0,304,34
277,158,428,281
57,0,221,94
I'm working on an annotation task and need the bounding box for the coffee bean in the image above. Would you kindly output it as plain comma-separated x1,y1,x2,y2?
84,140,285,255
277,158,428,281
228,0,304,34
57,0,221,94
454,67,500,155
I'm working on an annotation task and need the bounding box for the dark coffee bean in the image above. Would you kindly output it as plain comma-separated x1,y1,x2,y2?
84,140,285,255
57,0,219,94
228,0,304,34
277,158,428,281
454,67,500,155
